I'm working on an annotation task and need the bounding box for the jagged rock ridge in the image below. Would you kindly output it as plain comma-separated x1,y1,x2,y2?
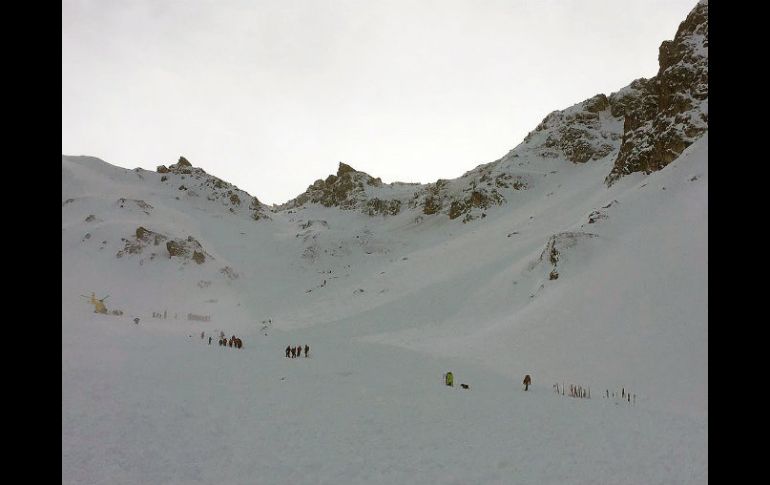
156,156,271,221
606,1,708,183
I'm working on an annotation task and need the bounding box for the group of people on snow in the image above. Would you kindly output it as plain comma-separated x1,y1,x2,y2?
221,334,243,348
286,344,309,358
200,331,243,349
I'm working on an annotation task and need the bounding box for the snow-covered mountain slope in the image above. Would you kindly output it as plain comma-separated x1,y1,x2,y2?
62,3,707,483
62,131,707,483
280,91,625,224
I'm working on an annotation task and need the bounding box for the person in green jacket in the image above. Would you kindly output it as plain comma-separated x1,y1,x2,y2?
445,372,454,387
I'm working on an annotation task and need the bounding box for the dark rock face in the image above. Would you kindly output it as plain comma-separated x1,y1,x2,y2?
606,1,708,184
584,94,610,113
608,79,655,120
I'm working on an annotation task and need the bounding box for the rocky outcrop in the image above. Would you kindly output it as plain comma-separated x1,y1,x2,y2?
447,191,500,221
304,163,370,208
117,226,168,258
165,156,195,175
117,226,212,265
166,235,209,263
531,231,598,280
249,196,271,221
365,198,402,216
154,155,271,219
606,1,708,184
407,162,529,222
523,94,622,164
285,162,387,213
257,4,707,222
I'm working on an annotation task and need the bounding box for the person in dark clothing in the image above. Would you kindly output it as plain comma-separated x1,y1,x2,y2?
285,346,291,358
290,347,296,358
208,336,212,345
304,344,309,357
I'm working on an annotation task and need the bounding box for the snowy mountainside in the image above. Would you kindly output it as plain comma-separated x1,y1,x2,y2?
282,91,626,224
62,130,706,417
62,136,708,484
63,3,707,482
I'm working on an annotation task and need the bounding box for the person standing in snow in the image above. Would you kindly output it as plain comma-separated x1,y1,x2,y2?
208,336,212,345
304,344,309,357
445,372,454,387
201,331,204,339
523,374,531,391
290,347,296,358
285,346,291,358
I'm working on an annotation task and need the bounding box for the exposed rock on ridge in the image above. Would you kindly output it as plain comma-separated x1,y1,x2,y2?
605,1,708,183
284,162,398,214
156,156,270,221
525,94,621,164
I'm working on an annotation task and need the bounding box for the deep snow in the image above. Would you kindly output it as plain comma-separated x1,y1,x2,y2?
62,131,707,483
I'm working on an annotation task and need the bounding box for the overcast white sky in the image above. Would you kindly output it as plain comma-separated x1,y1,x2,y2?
62,0,697,204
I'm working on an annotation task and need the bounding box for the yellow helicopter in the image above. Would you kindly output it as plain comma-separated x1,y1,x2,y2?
80,292,109,314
